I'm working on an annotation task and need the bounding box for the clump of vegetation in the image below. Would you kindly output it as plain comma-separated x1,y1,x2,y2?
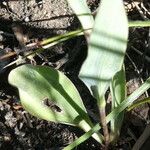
4,0,150,149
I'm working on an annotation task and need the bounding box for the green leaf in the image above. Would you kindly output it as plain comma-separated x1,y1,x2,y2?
129,20,150,27
110,66,126,142
111,67,126,107
127,97,150,111
107,77,150,122
8,64,103,143
79,0,128,102
67,0,94,36
63,123,103,150
8,64,89,124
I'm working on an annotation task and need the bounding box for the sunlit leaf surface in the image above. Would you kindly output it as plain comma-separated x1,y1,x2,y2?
8,65,89,125
80,0,128,99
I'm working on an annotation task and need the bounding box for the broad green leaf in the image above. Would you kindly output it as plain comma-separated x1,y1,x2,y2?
8,64,89,125
79,0,128,102
8,64,102,143
110,66,126,142
67,0,94,36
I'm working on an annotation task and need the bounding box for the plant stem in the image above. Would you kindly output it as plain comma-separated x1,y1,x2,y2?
91,86,110,149
99,103,109,150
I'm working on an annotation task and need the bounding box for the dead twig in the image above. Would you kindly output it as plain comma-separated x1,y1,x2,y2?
131,0,148,20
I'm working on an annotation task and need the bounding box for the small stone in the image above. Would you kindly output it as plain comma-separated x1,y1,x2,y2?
24,16,30,22
4,134,11,142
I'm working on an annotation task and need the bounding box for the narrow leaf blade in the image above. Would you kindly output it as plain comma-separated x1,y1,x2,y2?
67,0,94,36
110,67,126,141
